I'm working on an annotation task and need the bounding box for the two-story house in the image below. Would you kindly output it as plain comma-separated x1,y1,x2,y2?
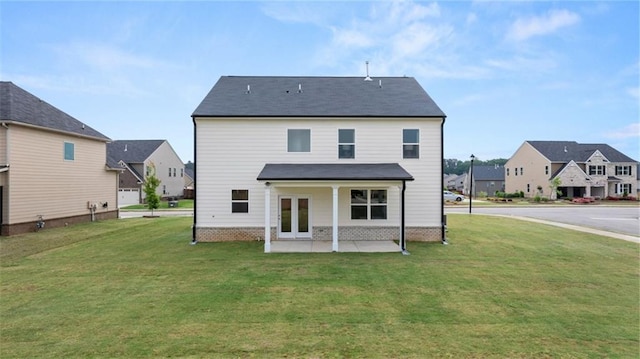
505,141,638,199
191,76,447,252
0,81,119,235
107,140,185,207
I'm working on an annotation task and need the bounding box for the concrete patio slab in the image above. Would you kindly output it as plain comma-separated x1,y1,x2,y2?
270,240,400,253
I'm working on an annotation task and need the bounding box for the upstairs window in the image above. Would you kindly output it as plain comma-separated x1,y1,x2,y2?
231,190,249,213
338,129,355,159
588,165,606,176
63,142,75,161
168,168,172,177
403,129,419,159
615,166,632,176
545,166,549,175
173,168,177,177
180,169,184,177
288,129,311,152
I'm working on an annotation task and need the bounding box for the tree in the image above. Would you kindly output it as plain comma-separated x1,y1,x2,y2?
548,177,562,200
143,162,161,215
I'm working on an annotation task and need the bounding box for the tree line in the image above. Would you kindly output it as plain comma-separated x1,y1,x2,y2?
444,158,508,175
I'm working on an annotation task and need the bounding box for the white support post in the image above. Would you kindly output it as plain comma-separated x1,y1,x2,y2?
332,185,339,252
264,184,271,253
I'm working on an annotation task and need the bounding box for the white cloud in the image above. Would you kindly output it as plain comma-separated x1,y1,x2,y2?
604,123,640,139
507,9,581,41
330,27,375,48
54,42,167,72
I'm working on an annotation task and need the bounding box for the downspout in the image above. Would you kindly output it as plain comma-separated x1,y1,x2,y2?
441,117,448,244
190,116,197,244
401,180,409,255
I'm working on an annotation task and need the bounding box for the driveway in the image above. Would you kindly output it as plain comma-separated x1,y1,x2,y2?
445,205,640,238
119,209,193,219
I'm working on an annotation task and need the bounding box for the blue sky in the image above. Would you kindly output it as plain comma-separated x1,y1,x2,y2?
1,1,638,163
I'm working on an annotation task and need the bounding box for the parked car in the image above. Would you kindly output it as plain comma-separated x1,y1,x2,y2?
444,191,464,202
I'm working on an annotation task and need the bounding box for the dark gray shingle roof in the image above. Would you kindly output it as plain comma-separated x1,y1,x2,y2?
257,163,414,181
0,81,109,140
193,76,446,118
528,141,637,163
107,140,165,164
472,165,505,181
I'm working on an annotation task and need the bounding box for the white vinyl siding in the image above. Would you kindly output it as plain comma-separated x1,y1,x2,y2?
195,118,443,229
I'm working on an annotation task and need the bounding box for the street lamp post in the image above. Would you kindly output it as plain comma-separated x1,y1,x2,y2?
469,154,475,214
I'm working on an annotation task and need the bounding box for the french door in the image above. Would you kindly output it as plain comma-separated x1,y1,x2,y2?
279,196,311,239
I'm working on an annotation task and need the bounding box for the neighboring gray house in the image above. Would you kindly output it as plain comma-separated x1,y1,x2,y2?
467,165,505,197
107,140,185,207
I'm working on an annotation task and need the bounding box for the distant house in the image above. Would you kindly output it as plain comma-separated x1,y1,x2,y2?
505,141,638,199
467,165,505,197
107,140,185,207
0,81,119,235
443,174,458,190
453,173,467,194
191,76,447,252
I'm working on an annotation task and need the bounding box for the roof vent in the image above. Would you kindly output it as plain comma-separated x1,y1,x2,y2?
364,61,372,81
246,85,251,94
298,83,302,93
564,146,568,153
124,144,128,152
379,79,382,88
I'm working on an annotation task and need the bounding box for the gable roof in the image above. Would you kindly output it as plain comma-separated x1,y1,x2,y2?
472,165,505,181
193,76,446,118
257,163,414,181
107,140,165,164
527,141,637,163
0,81,110,141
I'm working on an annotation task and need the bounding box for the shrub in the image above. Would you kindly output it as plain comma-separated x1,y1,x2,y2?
478,191,488,198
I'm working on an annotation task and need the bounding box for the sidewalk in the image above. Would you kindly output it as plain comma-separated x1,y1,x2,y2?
484,214,640,243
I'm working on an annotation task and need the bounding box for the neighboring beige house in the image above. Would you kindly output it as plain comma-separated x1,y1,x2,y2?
191,76,447,252
0,81,119,235
107,140,185,207
505,141,638,199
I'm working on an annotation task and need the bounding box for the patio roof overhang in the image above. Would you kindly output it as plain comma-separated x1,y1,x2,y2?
256,163,414,182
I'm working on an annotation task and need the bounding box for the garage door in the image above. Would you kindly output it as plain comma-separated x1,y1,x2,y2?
118,189,140,208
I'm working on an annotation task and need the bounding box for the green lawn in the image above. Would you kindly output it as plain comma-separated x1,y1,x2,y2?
1,215,638,358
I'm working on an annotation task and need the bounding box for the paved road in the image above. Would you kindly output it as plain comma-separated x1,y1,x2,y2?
446,205,640,237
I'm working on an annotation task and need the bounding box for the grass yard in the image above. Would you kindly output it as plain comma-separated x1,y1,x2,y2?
1,215,638,358
121,198,194,210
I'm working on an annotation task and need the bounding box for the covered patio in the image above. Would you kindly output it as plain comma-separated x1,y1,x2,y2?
257,163,414,253
270,240,401,253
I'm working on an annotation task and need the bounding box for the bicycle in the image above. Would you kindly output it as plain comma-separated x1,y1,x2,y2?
35,215,45,231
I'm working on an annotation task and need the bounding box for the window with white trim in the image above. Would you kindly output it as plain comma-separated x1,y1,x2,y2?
288,129,311,152
350,189,387,220
402,129,419,159
231,190,249,213
615,166,632,176
615,183,632,195
588,165,606,176
338,129,355,159
63,142,74,161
